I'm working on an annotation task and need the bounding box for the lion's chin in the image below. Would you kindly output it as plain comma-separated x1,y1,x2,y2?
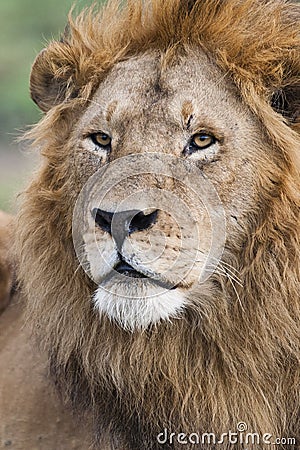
93,277,187,331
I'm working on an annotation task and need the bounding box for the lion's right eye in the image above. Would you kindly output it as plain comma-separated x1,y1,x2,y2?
90,132,112,148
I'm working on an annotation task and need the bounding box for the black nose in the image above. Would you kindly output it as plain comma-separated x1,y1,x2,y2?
91,208,158,247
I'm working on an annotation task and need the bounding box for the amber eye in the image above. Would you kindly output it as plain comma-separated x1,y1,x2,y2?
191,132,216,149
90,132,112,148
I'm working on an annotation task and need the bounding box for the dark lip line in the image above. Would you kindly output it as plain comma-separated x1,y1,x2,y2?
102,261,178,291
114,261,147,278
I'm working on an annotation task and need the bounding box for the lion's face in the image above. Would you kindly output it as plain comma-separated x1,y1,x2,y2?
68,50,270,331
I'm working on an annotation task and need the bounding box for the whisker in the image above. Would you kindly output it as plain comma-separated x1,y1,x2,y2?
171,247,241,278
227,275,245,312
74,263,83,276
203,267,245,311
190,247,242,281
184,256,243,286
210,255,241,276
219,263,242,283
207,263,243,287
217,264,242,280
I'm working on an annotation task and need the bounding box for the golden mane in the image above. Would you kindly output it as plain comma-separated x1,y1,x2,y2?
16,0,300,448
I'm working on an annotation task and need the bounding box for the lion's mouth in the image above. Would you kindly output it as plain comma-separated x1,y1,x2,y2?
110,257,178,290
114,261,148,279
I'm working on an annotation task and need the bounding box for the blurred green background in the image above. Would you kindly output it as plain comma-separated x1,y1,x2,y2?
0,0,99,212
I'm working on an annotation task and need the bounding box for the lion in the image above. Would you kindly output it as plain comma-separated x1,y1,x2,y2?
1,0,299,449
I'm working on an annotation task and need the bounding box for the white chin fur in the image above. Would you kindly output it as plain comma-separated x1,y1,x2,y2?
93,279,187,332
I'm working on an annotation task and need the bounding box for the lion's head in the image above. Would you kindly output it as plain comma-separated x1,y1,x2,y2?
17,0,300,448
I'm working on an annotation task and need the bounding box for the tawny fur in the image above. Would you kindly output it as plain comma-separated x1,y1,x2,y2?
0,210,14,314
10,0,300,449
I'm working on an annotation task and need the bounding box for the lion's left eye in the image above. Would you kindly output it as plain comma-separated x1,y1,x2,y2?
90,132,112,148
191,133,216,150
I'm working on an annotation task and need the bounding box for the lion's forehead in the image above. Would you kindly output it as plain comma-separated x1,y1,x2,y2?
78,51,250,136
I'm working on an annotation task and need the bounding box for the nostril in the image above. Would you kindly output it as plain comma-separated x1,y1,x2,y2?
92,208,114,234
91,208,158,240
129,210,158,233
